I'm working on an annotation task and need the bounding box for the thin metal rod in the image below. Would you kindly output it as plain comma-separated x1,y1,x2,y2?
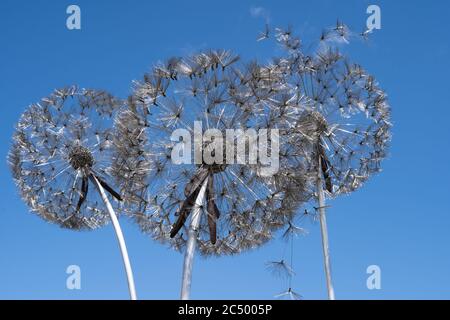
92,175,137,300
317,158,336,300
180,177,209,300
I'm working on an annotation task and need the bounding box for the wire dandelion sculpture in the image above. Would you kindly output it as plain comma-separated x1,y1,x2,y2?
260,23,392,299
266,259,295,279
275,287,303,300
266,219,306,300
8,86,138,300
116,50,310,299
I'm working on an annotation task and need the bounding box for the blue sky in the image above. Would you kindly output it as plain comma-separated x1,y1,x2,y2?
1,0,449,300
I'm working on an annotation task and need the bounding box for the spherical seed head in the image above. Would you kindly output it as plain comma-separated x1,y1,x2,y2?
8,86,124,230
69,146,94,170
264,24,392,197
117,50,310,256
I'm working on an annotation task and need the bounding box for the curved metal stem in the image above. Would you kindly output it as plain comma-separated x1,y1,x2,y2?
180,177,209,300
92,175,137,300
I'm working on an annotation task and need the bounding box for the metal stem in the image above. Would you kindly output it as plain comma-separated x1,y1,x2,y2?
317,158,336,300
180,177,209,300
92,175,137,300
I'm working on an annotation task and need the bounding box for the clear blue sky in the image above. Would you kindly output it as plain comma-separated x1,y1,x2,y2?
1,0,449,300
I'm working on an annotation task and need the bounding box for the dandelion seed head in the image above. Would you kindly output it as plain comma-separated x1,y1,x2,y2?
117,50,310,255
266,22,392,196
8,86,125,230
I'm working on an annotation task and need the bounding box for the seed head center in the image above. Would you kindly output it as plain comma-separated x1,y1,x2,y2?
69,146,94,170
310,111,328,134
